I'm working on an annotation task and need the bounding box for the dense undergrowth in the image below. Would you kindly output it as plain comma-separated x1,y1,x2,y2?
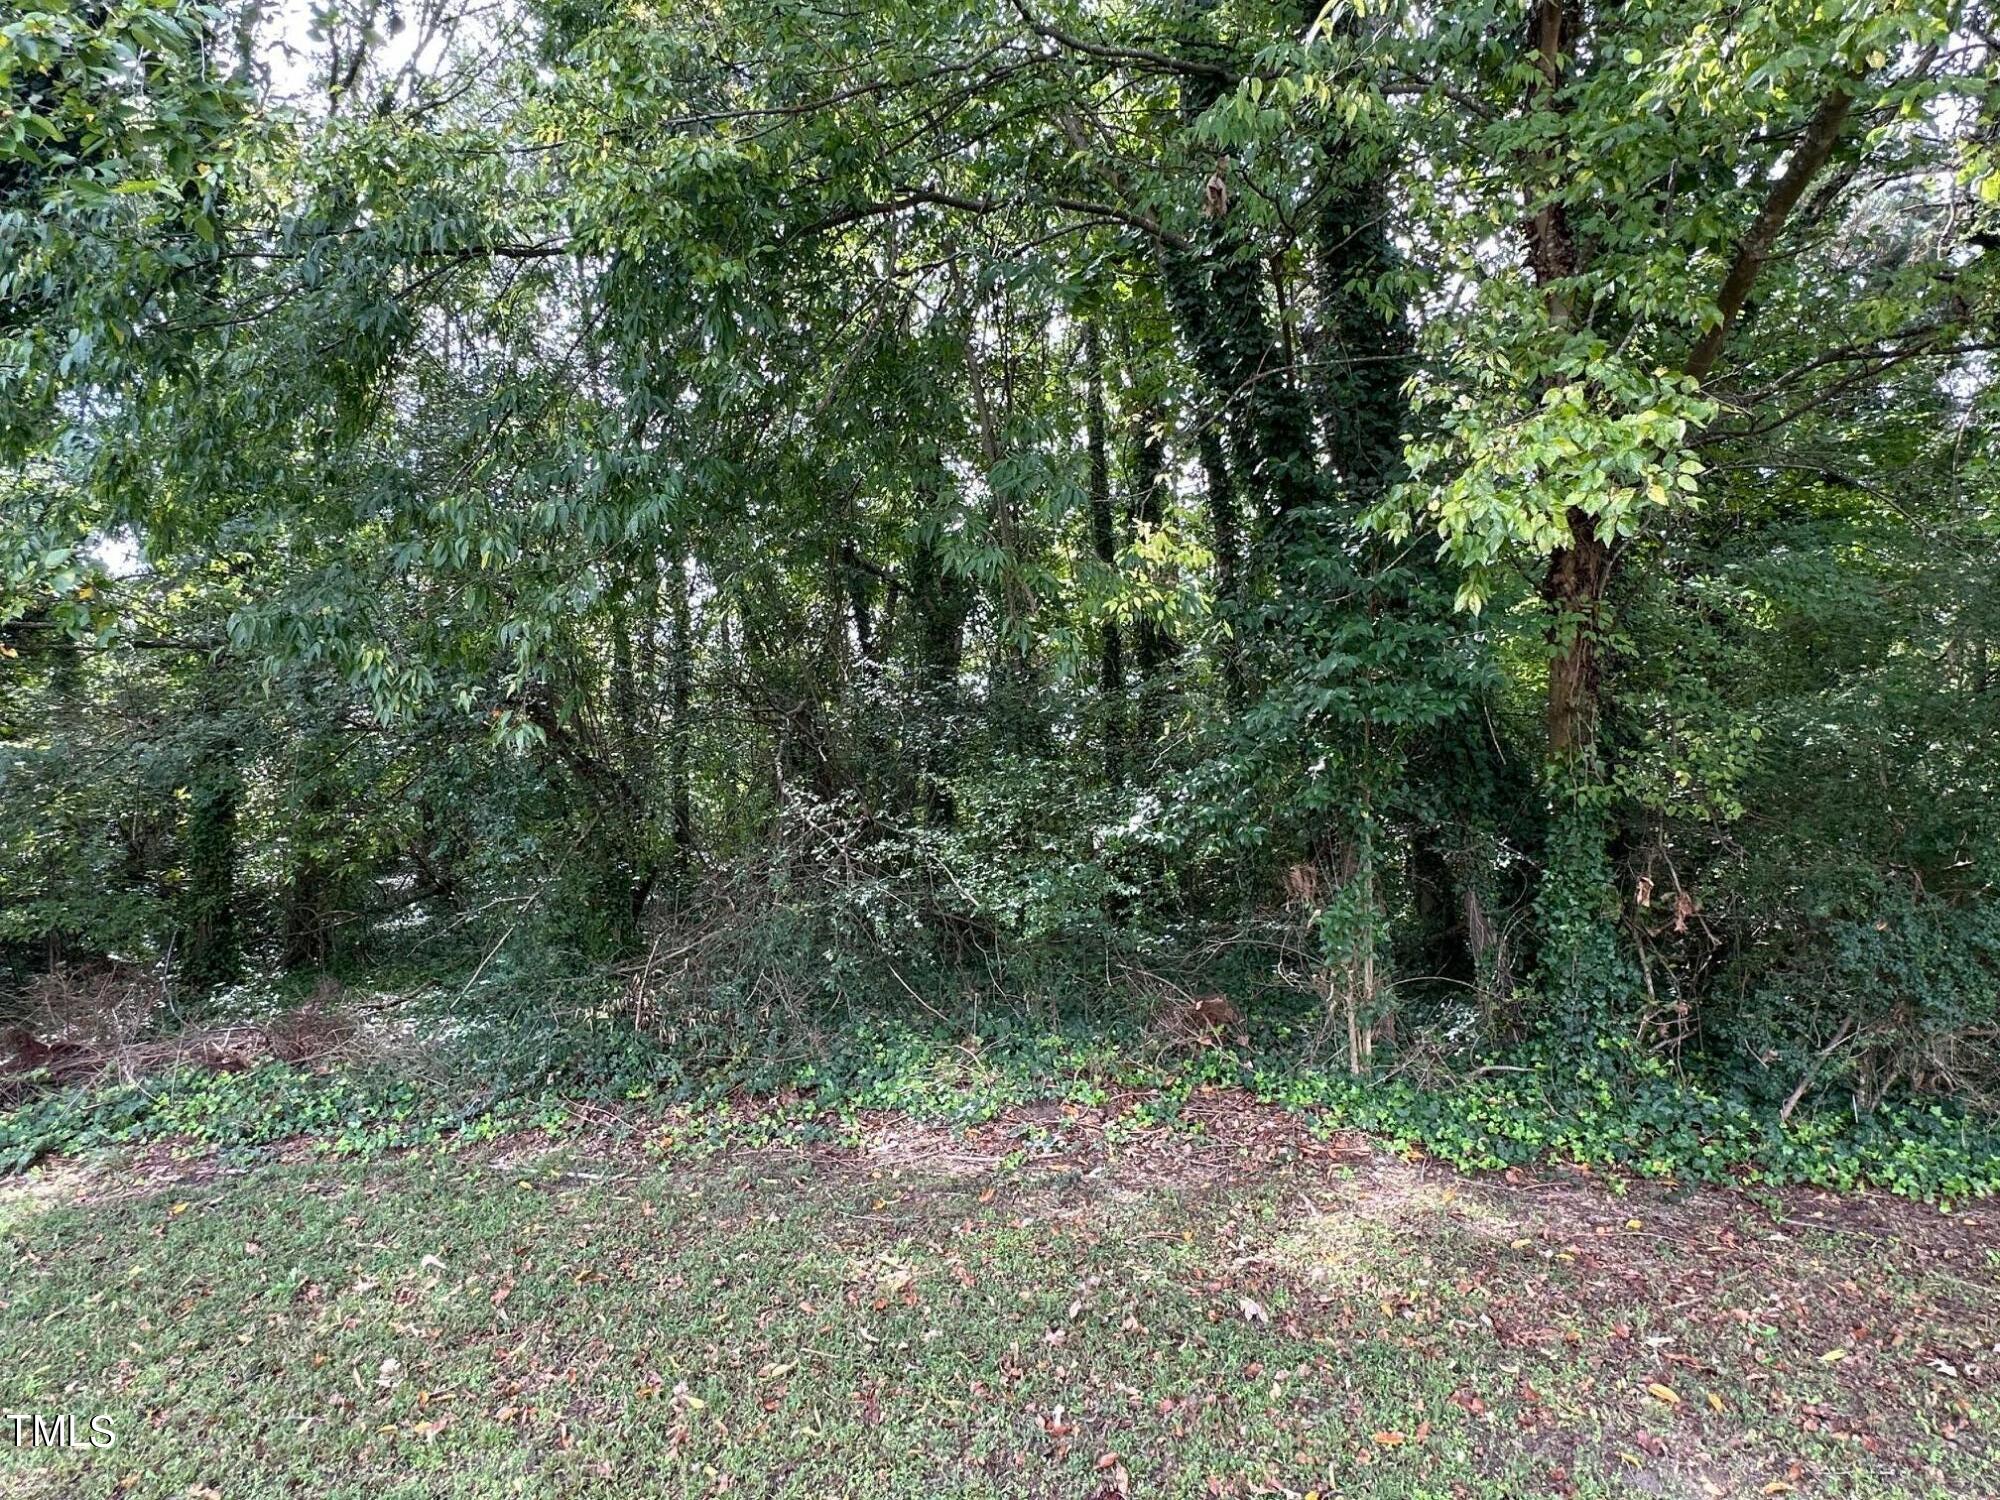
5,978,1996,1206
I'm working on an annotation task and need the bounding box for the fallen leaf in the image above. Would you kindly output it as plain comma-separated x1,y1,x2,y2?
1647,1383,1682,1405
1238,1296,1269,1325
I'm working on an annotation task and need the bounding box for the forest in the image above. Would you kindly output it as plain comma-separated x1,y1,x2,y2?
9,3,2000,1495
4,0,2000,1186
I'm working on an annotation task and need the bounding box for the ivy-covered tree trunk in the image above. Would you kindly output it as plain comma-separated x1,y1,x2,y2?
1159,246,1319,526
279,729,342,972
1521,0,1608,770
1083,321,1126,787
1519,0,1633,1048
906,519,971,825
610,574,655,807
1311,176,1408,507
179,737,241,990
966,326,1044,757
1160,18,1320,528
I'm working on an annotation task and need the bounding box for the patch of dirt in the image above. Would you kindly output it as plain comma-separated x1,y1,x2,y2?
2,968,368,1106
827,1087,1373,1193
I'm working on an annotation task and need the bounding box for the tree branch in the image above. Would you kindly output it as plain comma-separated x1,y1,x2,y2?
1685,87,1856,382
1006,0,1234,84
788,185,1186,250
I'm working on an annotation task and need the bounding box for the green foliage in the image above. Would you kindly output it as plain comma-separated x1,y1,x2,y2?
1387,356,1714,615
3,0,1998,1168
6,1005,1998,1204
0,1065,438,1172
1,0,254,454
1718,889,2000,1113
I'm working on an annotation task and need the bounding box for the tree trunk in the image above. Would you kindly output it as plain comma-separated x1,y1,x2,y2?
1159,246,1319,525
666,549,695,892
180,736,240,991
1083,321,1125,787
610,590,652,798
1310,169,1410,506
1159,17,1320,527
1522,0,1605,763
280,735,339,971
1195,421,1245,707
906,520,971,825
966,324,1042,753
1542,509,1613,760
1128,397,1176,747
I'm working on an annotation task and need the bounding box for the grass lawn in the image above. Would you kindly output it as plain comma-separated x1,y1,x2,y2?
1,1097,1995,1498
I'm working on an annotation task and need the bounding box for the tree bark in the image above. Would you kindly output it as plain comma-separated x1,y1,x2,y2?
1311,170,1409,505
965,322,1042,752
1541,508,1613,758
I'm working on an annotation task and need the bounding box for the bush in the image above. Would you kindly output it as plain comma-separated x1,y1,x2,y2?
1715,890,2000,1113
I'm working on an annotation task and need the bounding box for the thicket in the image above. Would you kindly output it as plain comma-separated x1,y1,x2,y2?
3,0,1998,1190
